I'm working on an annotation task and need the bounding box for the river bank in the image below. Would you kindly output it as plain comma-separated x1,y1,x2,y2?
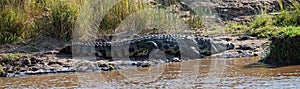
2,56,300,88
0,34,269,77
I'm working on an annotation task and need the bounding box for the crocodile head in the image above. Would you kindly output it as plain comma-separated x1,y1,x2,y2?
195,37,234,55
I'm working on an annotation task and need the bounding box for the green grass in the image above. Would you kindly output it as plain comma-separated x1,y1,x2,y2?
99,0,150,33
0,5,27,44
0,65,3,73
225,0,300,38
0,0,83,44
1,53,24,61
0,53,29,67
224,22,249,34
0,0,205,44
276,26,300,37
251,25,280,38
186,16,204,29
0,53,27,73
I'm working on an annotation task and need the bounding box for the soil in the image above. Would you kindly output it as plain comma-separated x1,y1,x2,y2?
0,36,65,54
212,35,269,58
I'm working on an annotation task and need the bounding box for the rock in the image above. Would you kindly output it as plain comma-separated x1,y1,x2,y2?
168,57,182,62
237,36,251,41
13,58,31,67
136,62,151,67
212,0,280,22
62,64,72,67
236,45,253,50
20,68,27,72
0,72,7,77
56,68,75,73
253,52,259,56
30,67,39,71
47,61,63,66
7,69,14,73
220,37,232,41
236,50,243,53
101,64,116,71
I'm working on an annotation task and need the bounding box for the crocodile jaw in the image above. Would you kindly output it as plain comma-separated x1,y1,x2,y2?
210,40,235,54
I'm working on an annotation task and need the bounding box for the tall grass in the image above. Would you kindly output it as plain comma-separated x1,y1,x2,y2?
36,0,81,40
0,0,204,44
275,0,300,26
0,0,83,44
99,0,149,33
0,0,28,44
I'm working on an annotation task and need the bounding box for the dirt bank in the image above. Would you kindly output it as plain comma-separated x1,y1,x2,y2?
0,35,268,77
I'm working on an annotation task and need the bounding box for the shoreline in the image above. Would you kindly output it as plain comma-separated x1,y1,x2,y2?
0,35,269,77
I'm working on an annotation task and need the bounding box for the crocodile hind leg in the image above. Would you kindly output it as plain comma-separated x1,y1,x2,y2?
145,41,174,61
129,41,161,61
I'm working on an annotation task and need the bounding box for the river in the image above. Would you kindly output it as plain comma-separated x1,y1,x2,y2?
1,57,300,88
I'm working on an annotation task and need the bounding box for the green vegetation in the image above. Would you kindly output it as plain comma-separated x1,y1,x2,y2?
186,16,204,29
99,0,150,33
225,0,300,38
244,0,300,66
0,53,27,73
224,22,249,34
276,26,300,37
1,0,204,44
0,0,83,44
265,35,300,66
0,65,3,73
0,53,25,62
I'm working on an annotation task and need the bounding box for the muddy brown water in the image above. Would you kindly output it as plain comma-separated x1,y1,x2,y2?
1,57,300,88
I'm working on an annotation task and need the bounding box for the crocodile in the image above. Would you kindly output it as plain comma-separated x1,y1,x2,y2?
58,34,234,60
